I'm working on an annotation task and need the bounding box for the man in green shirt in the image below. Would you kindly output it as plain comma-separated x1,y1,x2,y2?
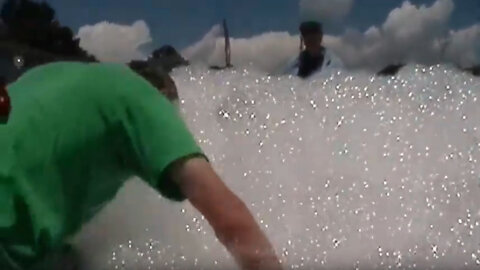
0,61,282,270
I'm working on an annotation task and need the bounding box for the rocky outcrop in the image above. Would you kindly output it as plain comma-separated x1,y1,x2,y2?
464,65,479,76
377,63,480,77
150,45,189,72
0,0,95,82
1,0,93,61
0,40,95,82
377,64,405,76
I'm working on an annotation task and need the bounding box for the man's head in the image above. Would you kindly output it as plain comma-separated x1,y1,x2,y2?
128,61,179,102
299,21,323,54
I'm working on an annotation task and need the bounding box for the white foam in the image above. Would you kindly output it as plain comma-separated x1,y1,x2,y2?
74,65,480,269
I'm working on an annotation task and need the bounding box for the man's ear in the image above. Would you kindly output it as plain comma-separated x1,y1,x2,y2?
0,77,11,124
160,73,179,101
129,64,179,102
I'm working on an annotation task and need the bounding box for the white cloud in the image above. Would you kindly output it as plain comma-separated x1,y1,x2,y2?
325,0,457,70
77,20,152,63
299,0,354,22
382,0,453,40
181,24,223,64
444,24,480,68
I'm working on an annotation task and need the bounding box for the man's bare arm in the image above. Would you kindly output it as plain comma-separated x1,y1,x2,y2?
171,157,282,270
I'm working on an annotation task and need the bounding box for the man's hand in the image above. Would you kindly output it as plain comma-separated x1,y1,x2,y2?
172,157,283,270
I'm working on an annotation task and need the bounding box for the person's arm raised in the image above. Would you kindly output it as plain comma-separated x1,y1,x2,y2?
171,157,283,270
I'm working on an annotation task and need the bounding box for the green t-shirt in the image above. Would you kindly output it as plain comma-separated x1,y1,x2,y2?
0,62,203,269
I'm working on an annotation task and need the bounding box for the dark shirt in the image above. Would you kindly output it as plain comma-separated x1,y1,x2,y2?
297,47,325,78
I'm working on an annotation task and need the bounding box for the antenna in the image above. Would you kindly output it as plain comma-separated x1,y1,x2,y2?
209,19,233,70
223,19,232,68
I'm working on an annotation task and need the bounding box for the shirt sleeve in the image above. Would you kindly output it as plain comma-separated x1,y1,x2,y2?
118,68,205,201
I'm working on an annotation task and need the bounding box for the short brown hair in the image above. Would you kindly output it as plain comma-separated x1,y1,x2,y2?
128,61,179,102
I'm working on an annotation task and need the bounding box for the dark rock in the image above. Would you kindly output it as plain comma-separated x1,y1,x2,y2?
209,64,233,70
464,65,480,76
150,45,188,73
0,0,93,61
152,45,176,58
377,64,405,76
0,40,95,83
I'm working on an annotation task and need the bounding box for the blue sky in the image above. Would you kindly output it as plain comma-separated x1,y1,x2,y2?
29,0,480,50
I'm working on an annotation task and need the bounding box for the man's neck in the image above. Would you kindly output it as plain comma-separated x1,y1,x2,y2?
304,46,324,57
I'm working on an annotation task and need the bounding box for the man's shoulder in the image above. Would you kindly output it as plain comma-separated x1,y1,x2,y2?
10,61,154,115
14,62,135,89
30,61,135,79
44,62,151,95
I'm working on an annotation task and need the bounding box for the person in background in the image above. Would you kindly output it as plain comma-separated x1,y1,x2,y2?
285,21,343,78
0,57,282,270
